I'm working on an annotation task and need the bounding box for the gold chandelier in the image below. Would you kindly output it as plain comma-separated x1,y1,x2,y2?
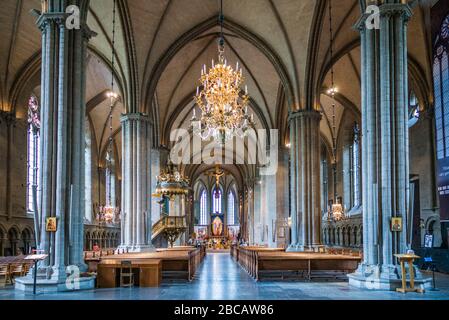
328,201,346,222
191,0,254,145
95,0,120,225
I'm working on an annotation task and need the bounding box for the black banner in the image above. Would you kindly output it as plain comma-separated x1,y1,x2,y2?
437,157,449,221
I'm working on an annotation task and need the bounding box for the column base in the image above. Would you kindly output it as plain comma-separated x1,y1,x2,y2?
117,244,156,253
14,265,95,294
347,263,432,291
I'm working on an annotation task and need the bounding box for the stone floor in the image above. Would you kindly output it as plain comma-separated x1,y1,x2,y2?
1,253,448,300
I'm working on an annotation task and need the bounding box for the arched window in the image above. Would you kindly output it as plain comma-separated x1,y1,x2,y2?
352,123,361,207
408,91,420,128
27,96,40,213
199,190,208,225
321,154,328,213
213,187,222,214
434,14,449,160
227,191,236,225
85,119,92,222
105,151,115,207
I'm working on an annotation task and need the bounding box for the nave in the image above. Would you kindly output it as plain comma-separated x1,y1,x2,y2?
1,253,449,301
1,0,449,301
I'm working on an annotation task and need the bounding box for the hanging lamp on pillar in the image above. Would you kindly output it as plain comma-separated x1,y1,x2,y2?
96,0,120,225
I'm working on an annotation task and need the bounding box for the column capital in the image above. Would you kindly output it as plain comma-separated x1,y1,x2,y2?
120,113,152,124
36,12,66,31
379,3,412,21
288,109,321,122
354,3,412,32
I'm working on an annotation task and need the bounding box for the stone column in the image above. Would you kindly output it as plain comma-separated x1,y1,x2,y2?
287,110,322,252
119,113,154,252
349,2,430,290
15,0,94,292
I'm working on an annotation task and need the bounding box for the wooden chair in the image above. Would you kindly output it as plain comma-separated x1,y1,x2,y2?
10,264,25,283
119,261,134,288
0,264,11,287
23,263,32,275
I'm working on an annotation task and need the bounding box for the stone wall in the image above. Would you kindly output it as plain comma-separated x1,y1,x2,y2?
0,115,36,256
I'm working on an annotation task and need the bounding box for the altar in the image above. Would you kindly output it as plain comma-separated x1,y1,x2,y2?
211,214,225,237
193,215,240,251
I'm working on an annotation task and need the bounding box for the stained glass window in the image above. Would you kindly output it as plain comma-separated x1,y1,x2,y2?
105,151,116,207
321,157,328,213
434,14,449,160
200,190,207,225
227,191,235,225
27,96,40,212
408,91,420,128
352,123,361,207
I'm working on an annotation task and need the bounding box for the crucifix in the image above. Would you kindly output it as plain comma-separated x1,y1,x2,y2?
206,165,226,188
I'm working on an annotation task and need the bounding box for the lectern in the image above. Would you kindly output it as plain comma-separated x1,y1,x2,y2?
24,252,48,295
394,254,425,294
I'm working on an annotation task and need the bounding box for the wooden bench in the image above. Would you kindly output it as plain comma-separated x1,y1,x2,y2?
235,247,361,281
97,259,162,288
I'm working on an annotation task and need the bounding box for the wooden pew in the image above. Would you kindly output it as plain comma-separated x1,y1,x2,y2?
236,247,361,281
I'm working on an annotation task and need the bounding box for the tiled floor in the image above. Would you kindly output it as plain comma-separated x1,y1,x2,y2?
1,253,448,300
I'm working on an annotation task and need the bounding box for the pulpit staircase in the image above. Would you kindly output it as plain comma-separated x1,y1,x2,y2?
151,215,187,248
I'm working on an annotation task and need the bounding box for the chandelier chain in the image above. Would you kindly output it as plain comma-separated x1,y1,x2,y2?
329,0,337,163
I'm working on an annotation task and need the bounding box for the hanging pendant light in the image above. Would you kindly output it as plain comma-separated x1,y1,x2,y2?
97,0,120,225
326,0,346,223
191,0,254,145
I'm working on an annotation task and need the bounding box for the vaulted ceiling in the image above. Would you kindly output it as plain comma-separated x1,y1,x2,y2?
0,0,436,180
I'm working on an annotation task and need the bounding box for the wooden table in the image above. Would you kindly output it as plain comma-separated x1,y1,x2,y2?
394,254,424,293
97,259,162,288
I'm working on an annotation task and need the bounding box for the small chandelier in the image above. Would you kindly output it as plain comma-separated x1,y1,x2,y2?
326,0,346,224
95,0,120,226
327,199,346,222
95,204,120,225
191,0,254,145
